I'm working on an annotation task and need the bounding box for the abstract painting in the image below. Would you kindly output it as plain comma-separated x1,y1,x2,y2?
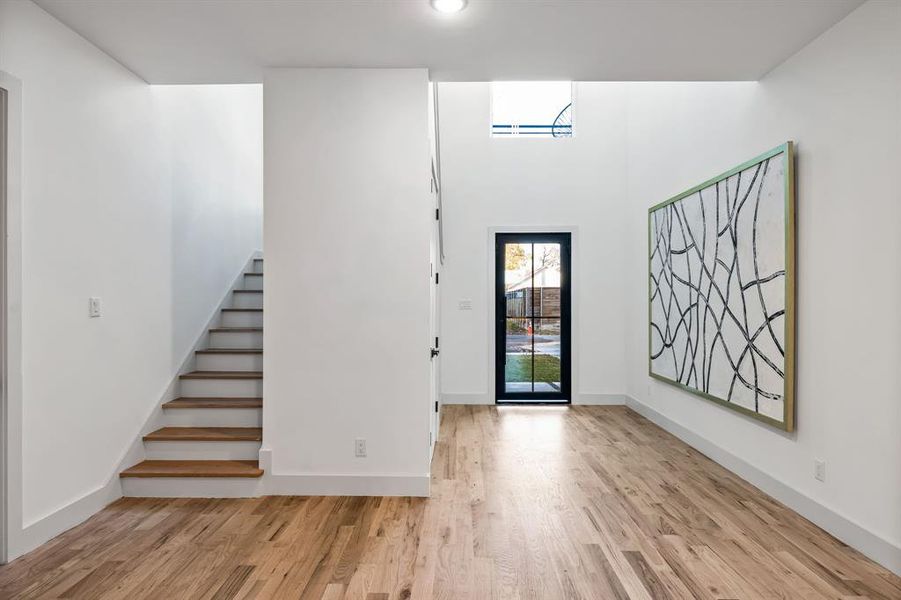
648,142,795,430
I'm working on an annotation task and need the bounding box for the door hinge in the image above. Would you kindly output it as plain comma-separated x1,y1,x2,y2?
435,208,440,220
435,272,439,285
435,400,439,413
435,336,439,348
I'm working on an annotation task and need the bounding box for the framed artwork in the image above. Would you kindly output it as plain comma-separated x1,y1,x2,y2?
648,142,795,431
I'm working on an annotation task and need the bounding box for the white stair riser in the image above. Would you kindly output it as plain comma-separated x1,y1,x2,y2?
209,330,263,349
195,353,263,371
163,407,262,427
221,311,263,328
232,293,263,309
251,259,264,274
243,275,264,290
180,378,262,397
122,477,263,498
144,440,261,460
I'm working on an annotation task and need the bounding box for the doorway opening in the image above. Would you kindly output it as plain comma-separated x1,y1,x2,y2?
495,232,571,404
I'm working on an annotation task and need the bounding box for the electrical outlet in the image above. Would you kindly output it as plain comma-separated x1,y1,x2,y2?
814,459,826,482
89,297,102,318
355,438,367,458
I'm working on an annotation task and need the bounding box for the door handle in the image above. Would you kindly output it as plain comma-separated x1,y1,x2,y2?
430,348,440,359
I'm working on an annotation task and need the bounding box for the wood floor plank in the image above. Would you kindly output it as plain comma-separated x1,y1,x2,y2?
1,406,898,599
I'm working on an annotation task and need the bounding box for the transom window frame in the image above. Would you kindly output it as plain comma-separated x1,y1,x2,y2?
489,81,575,139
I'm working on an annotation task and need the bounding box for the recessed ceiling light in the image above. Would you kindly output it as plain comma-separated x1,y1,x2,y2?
431,0,467,14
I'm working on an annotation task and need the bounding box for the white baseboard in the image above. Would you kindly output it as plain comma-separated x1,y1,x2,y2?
265,473,430,497
255,449,430,497
442,392,490,404
14,476,122,560
121,472,429,499
625,396,901,576
574,393,626,405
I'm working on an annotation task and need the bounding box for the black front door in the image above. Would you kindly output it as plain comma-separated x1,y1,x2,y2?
495,233,571,403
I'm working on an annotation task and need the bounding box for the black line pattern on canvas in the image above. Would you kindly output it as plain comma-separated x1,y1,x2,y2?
649,157,785,412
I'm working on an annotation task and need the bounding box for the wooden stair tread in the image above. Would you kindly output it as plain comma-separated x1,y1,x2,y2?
120,460,263,478
180,370,262,380
195,348,263,354
221,308,263,312
244,272,263,276
144,427,262,442
233,290,262,294
163,397,263,409
209,327,262,332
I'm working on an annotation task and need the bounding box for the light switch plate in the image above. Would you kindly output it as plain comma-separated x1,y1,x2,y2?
89,297,102,318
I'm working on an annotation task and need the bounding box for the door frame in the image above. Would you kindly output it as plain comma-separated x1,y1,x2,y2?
427,82,443,457
428,159,441,458
0,71,23,564
0,83,7,564
494,231,572,404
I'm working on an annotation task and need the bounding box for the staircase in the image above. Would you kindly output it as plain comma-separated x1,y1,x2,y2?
120,257,264,496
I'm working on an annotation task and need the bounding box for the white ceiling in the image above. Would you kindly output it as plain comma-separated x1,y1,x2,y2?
34,0,864,84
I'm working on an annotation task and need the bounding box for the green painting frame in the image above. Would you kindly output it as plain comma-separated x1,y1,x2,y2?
647,142,796,432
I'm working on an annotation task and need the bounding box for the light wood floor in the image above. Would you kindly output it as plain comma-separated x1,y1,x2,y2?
1,405,898,599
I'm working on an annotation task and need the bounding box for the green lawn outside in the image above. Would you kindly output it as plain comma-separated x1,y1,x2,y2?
505,354,561,384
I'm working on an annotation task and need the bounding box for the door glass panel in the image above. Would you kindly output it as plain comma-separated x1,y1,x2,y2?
502,241,563,395
504,242,533,392
533,242,562,393
504,317,532,393
533,318,561,392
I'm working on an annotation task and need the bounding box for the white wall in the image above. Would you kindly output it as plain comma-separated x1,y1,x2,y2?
156,84,264,355
263,68,432,495
437,82,628,405
0,0,263,559
622,0,900,571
